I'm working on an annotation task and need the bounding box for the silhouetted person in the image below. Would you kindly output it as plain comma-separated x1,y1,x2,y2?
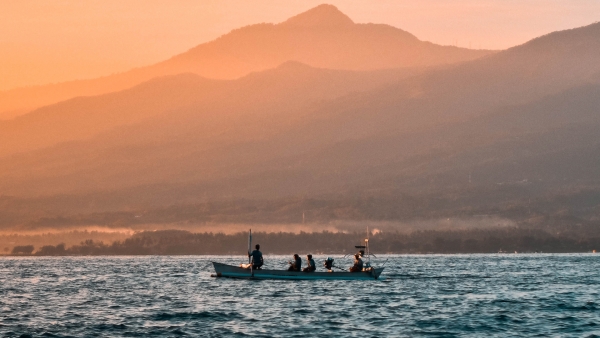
324,257,335,271
349,253,363,272
303,254,316,272
288,254,301,271
249,244,263,270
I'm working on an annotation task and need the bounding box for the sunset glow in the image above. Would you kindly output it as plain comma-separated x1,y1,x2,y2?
1,0,599,91
2,2,600,336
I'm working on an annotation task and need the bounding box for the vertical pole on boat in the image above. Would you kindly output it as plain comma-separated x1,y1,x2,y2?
366,226,370,264
248,229,252,264
248,229,253,277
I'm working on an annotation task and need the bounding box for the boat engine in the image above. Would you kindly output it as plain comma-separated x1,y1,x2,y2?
324,257,335,271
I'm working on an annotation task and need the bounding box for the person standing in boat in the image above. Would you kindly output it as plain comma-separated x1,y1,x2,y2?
288,254,302,271
303,254,316,272
349,253,364,272
249,244,263,270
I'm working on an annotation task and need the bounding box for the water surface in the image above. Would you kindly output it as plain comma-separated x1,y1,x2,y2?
1,254,599,337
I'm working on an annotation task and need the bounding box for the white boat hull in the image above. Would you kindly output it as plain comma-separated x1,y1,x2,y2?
212,262,384,280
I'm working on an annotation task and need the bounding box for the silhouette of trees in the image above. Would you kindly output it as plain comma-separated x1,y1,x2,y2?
21,226,600,256
36,243,66,255
11,245,34,255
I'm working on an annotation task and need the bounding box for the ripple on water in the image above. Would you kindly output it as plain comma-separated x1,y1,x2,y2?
0,254,599,337
152,310,244,322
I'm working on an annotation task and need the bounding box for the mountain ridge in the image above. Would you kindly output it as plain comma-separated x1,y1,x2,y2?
2,7,600,230
0,4,493,120
281,4,354,27
0,62,427,159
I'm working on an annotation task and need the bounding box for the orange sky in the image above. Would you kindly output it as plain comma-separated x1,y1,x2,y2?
1,0,599,91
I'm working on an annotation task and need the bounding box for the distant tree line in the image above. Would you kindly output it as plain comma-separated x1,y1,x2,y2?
11,245,34,255
11,227,600,256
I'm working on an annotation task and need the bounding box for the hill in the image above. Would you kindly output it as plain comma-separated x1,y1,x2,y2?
0,4,492,120
1,22,600,230
0,62,423,158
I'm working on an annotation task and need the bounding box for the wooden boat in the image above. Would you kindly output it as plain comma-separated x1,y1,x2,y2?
212,261,384,280
211,228,385,280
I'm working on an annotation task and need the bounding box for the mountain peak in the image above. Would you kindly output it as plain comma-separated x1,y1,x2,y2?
281,4,354,28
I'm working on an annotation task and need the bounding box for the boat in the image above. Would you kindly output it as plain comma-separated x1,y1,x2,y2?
211,229,385,280
212,262,383,280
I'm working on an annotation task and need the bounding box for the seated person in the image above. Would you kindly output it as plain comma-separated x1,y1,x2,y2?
248,244,263,270
302,254,316,272
349,253,364,272
288,254,302,271
323,257,335,271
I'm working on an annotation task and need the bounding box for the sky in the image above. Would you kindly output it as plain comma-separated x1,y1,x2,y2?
1,0,599,91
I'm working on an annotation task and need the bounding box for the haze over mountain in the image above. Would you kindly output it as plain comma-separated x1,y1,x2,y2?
1,9,600,233
0,62,424,158
0,4,492,120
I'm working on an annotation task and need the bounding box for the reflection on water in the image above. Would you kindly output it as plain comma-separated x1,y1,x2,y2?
0,254,599,337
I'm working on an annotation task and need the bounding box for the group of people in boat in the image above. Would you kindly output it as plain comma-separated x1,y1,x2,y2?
248,244,364,272
287,253,316,272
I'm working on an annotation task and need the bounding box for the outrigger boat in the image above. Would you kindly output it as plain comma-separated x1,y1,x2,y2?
211,229,385,280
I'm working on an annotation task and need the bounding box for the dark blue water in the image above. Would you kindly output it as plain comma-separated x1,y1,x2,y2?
1,254,599,337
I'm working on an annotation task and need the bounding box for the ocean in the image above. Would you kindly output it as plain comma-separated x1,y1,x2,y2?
1,254,599,337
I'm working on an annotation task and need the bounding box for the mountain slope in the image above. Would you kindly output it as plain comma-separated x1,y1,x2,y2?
1,20,600,225
0,4,492,119
2,82,599,210
0,62,424,158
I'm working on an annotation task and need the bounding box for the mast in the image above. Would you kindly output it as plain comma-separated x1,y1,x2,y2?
248,229,252,264
249,229,254,277
366,226,370,264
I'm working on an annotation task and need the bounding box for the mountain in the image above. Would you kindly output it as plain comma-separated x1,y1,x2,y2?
0,4,493,120
1,21,600,229
282,3,354,27
0,62,424,158
3,83,600,227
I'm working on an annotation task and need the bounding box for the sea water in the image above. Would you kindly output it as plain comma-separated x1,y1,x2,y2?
1,254,599,337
